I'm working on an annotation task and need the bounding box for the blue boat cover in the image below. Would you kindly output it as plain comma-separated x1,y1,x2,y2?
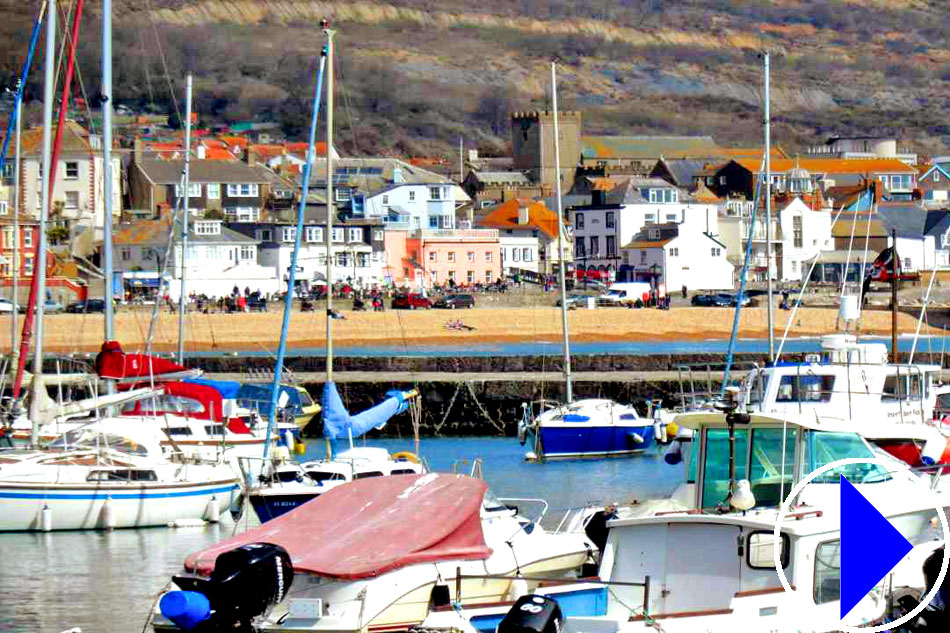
562,414,590,423
322,381,408,439
237,383,303,417
185,378,241,399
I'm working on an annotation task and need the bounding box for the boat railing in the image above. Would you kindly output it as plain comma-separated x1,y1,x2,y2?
499,497,549,525
451,457,483,479
552,504,599,534
675,362,759,411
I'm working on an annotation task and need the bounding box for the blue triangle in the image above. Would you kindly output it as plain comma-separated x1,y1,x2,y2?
840,474,913,619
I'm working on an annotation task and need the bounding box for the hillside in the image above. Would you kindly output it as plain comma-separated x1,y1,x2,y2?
4,0,950,157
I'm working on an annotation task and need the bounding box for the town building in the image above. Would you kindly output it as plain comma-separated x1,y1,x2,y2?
407,228,501,288
511,110,581,192
917,163,950,208
620,222,733,292
804,136,917,165
478,198,573,277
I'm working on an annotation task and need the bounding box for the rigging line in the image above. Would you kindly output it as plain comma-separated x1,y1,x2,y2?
145,176,186,355
54,0,96,136
857,190,874,306
141,2,181,123
909,261,939,364
334,51,361,156
139,30,155,106
774,200,849,361
839,192,860,303
53,0,76,88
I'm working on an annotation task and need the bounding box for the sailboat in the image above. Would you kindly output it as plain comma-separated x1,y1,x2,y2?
241,29,424,523
517,63,657,461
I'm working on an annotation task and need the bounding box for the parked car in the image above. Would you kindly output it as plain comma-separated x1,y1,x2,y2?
0,298,13,313
598,282,652,307
66,298,106,313
691,293,732,307
42,299,64,313
730,292,752,307
391,294,432,310
556,293,598,308
246,296,268,312
433,294,475,309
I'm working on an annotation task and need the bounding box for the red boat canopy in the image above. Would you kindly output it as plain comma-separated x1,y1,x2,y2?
184,474,492,579
95,341,186,380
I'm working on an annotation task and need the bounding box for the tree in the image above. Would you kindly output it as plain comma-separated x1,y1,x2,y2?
47,226,69,245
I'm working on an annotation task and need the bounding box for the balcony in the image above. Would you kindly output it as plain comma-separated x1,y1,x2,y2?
411,228,499,240
740,220,782,242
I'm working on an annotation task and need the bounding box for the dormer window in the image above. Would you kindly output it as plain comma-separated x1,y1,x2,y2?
649,228,660,240
194,221,221,235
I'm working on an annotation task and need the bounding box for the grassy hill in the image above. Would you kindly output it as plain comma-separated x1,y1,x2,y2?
4,0,950,157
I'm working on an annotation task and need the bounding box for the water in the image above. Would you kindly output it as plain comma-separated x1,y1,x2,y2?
0,437,684,633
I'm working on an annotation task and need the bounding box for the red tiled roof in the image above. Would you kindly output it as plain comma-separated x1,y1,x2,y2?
624,238,674,248
732,157,916,174
479,198,564,239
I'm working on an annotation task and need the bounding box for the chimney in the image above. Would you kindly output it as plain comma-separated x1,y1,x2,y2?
517,204,530,225
196,143,206,160
246,147,255,167
133,136,143,165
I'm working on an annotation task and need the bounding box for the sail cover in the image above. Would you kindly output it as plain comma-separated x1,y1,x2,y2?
184,378,241,400
95,341,186,380
184,474,492,579
322,381,408,439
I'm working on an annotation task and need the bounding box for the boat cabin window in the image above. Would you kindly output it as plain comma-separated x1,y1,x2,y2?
482,489,510,512
747,531,789,569
775,375,835,403
307,471,346,483
746,372,771,407
45,430,149,456
86,469,158,482
390,468,417,475
354,471,384,479
805,432,890,483
276,470,304,483
814,540,841,605
883,373,922,402
297,389,315,408
938,393,950,412
748,428,798,507
701,428,749,509
204,424,226,436
123,394,207,415
165,427,192,436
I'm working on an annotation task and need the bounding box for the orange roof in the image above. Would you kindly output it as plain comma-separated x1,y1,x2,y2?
202,147,238,161
732,157,915,174
479,198,563,239
587,176,630,192
285,142,327,156
249,144,285,159
20,121,93,155
625,239,674,249
218,135,249,150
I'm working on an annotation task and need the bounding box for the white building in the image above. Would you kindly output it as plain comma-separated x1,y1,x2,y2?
778,197,833,281
621,222,734,292
114,217,279,301
570,177,718,279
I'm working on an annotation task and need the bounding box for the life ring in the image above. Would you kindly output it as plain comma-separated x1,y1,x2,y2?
392,451,421,464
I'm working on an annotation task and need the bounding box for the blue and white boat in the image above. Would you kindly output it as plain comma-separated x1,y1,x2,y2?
520,399,656,460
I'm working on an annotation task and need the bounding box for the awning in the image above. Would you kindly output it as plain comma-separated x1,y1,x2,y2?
184,474,492,579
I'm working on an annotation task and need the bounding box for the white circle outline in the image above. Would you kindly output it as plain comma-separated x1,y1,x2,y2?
773,457,949,633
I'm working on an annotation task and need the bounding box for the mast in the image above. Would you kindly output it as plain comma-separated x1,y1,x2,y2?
324,24,336,459
102,0,115,394
551,61,572,403
30,0,55,446
763,52,774,363
264,44,328,460
891,228,899,360
177,73,192,364
11,89,21,365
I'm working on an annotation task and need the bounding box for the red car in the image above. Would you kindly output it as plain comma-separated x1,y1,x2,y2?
391,293,432,310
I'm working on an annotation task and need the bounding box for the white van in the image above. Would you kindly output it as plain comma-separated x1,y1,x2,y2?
598,282,653,306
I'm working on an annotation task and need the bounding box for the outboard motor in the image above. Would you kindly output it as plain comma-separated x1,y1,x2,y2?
497,595,563,633
159,543,294,631
892,546,949,632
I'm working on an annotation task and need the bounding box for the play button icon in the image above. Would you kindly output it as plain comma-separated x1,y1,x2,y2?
840,474,913,619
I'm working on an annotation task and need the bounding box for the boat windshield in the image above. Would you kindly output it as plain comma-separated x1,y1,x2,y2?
44,428,150,456
745,371,771,408
805,431,891,484
701,427,797,509
482,489,509,513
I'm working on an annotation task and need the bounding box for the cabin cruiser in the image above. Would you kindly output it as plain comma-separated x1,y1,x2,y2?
736,334,950,468
150,474,596,632
0,419,237,531
519,399,664,461
244,446,426,522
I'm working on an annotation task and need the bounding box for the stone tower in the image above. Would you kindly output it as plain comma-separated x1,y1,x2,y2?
511,110,581,193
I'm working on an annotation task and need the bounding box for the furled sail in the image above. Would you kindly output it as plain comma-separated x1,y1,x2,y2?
95,340,188,380
322,381,409,439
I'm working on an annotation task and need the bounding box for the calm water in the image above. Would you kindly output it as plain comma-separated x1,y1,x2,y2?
0,437,683,633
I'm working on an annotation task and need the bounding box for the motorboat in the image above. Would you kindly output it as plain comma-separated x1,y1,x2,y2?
519,399,658,460
150,473,596,632
244,446,426,522
0,419,237,531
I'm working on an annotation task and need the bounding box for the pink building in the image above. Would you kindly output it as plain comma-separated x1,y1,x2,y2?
406,229,501,288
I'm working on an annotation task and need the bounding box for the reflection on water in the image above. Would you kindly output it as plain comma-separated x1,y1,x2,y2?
0,437,683,632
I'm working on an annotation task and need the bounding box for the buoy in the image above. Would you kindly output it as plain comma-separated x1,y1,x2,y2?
229,491,245,522
295,440,306,455
664,440,683,465
524,451,538,462
506,578,529,602
169,518,207,528
666,421,680,439
282,429,295,452
41,504,52,532
205,495,220,523
101,497,116,531
628,432,644,445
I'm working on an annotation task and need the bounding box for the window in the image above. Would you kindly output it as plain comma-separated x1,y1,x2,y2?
523,248,532,262
575,237,585,259
904,257,912,270
23,256,33,275
606,236,616,258
589,236,600,258
669,247,678,257
640,251,647,264
719,175,727,185
409,191,415,202
373,230,384,241
448,270,455,280
120,247,131,261
226,183,259,197
332,228,344,242
512,248,521,262
605,212,615,228
467,251,475,262
467,270,475,283
485,270,492,283
883,373,923,402
429,251,437,262
259,228,273,242
335,188,351,202
65,191,79,209
282,227,297,242
485,251,492,262
429,216,439,229
429,187,441,201
348,228,362,242
648,189,658,203
207,183,220,199
24,230,33,248
701,428,749,509
1,227,13,248
175,183,202,198
935,172,941,182
775,374,835,403
666,213,678,223
143,248,155,261
448,251,456,262
711,247,721,257
814,540,841,605
793,216,803,249
194,221,221,236
65,161,79,179
748,532,789,570
239,245,254,260
791,260,798,273
0,201,7,216
382,195,389,205
645,214,656,225
575,213,584,230
305,227,323,243
225,207,260,222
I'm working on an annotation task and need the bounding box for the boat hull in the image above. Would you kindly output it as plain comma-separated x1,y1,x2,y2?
0,480,237,531
248,490,321,522
537,423,655,459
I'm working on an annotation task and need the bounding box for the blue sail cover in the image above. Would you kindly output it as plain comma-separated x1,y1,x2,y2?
322,381,409,439
237,383,303,418
185,378,241,399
